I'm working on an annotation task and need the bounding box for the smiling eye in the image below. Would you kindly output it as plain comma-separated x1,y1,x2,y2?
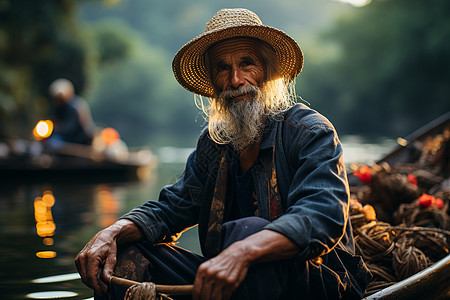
216,63,230,71
242,60,254,67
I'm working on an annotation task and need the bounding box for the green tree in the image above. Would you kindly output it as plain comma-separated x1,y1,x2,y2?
88,19,131,66
300,0,450,137
86,20,199,147
0,0,91,140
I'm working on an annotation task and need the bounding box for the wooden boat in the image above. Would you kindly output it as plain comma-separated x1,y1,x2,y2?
348,112,450,299
365,254,450,299
0,141,157,182
375,111,450,167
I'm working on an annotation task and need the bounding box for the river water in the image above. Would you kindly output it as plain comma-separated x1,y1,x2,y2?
0,137,395,299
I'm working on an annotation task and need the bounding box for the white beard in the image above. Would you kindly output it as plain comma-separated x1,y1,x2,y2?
216,86,267,151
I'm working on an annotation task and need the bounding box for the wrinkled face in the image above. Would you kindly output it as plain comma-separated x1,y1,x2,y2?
207,38,266,101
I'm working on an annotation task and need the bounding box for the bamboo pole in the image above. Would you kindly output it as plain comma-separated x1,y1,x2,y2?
110,276,193,295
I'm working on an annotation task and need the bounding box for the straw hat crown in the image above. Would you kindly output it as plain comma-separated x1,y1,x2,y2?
205,8,263,32
172,8,303,97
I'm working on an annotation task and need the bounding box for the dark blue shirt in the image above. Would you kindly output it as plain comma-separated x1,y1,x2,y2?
122,103,354,260
231,155,258,218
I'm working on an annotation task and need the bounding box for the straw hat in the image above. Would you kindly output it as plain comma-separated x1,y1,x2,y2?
172,8,303,97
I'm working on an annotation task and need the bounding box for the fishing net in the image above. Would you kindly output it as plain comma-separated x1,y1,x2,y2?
349,124,450,296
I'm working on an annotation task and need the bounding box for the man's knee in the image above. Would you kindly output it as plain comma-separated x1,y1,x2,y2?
220,216,270,249
114,244,151,282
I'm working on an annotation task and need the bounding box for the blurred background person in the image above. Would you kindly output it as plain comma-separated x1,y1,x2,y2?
47,78,95,149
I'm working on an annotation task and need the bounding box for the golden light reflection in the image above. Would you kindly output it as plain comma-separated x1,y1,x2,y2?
137,166,151,181
34,190,57,257
42,191,55,207
397,137,408,147
43,238,54,246
36,251,57,259
33,120,54,140
96,185,121,228
36,222,55,237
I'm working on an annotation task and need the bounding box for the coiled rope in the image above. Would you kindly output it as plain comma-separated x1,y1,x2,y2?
111,276,193,300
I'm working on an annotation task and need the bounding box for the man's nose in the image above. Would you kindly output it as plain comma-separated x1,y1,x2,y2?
230,67,246,88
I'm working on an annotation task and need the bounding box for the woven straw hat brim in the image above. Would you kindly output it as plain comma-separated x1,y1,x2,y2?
172,24,303,98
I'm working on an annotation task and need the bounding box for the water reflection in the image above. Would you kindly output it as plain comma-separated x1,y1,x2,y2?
26,291,78,299
95,185,121,228
32,273,81,284
35,251,57,259
0,174,162,299
34,190,56,256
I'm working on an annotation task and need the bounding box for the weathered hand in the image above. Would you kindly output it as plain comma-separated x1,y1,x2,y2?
74,219,142,295
75,227,119,295
192,241,250,300
192,229,299,300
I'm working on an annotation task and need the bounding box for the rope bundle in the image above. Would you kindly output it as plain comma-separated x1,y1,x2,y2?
353,220,450,295
394,200,448,229
125,282,173,300
392,238,430,280
354,221,395,262
350,204,450,296
111,276,193,300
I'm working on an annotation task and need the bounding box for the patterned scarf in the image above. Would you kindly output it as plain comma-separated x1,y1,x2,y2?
204,145,283,256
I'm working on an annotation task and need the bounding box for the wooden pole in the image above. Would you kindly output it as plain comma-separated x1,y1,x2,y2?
110,276,193,295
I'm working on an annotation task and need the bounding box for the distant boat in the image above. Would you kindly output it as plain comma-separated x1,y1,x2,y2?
0,141,157,182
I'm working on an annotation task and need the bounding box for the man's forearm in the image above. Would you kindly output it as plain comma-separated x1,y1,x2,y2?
235,229,299,265
192,228,300,300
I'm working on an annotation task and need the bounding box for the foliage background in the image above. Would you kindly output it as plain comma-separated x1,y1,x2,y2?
0,0,449,148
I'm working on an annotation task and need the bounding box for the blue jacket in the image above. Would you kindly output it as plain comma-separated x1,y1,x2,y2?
122,103,355,261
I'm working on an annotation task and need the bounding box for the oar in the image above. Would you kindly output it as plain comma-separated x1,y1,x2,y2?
110,276,193,295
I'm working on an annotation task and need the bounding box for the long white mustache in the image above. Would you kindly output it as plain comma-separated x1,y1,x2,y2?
216,85,267,151
219,85,259,102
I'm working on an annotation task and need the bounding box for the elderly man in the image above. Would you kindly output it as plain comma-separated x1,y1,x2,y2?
76,8,370,300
